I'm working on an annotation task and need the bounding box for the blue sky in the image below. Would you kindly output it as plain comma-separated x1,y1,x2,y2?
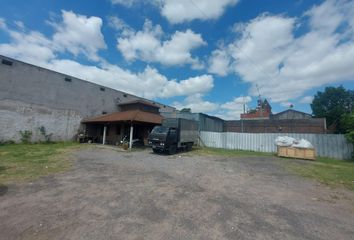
0,0,353,119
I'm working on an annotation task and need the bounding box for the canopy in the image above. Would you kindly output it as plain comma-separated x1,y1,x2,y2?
82,110,163,124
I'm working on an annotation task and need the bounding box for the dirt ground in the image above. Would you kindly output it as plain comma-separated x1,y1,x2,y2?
1,146,354,240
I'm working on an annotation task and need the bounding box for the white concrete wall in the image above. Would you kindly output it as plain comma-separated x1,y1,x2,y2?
0,100,82,142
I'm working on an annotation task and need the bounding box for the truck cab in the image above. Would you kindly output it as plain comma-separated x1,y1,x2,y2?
148,118,197,154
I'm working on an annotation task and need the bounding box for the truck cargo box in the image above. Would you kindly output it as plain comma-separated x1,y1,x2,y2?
162,118,198,144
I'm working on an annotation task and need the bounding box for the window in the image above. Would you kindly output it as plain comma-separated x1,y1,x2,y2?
169,128,177,135
64,77,72,82
100,87,105,91
123,94,128,97
1,59,13,66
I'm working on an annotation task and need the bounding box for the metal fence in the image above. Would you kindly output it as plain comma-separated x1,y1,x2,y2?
199,131,353,160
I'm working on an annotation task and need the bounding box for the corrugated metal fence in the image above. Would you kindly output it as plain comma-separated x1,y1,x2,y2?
199,131,353,160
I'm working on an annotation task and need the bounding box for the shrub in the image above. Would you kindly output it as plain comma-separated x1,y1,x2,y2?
19,130,32,143
38,126,53,143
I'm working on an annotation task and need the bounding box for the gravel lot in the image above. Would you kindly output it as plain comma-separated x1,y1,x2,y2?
1,146,354,240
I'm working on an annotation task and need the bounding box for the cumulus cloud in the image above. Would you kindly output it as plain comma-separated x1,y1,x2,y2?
0,18,6,29
110,0,239,24
51,10,106,61
216,96,252,120
0,11,213,100
172,95,252,120
0,11,214,98
160,0,239,24
299,96,314,104
111,0,139,7
41,60,213,99
108,16,133,36
0,30,55,64
208,48,231,76
209,0,354,104
172,94,219,113
117,20,206,68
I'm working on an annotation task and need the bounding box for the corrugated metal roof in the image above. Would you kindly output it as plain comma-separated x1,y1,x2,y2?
82,110,163,124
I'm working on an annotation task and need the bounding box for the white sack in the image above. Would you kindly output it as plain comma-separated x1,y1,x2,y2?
275,136,296,147
275,136,314,149
292,139,314,149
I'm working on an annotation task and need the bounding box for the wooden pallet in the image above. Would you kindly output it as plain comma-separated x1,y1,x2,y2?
277,146,316,160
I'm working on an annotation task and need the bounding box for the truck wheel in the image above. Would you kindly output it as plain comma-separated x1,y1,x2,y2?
186,143,192,151
152,148,159,153
168,145,176,155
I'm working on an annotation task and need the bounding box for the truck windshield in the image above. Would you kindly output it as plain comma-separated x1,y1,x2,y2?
151,126,168,134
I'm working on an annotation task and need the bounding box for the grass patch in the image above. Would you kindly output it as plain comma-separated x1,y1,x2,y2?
0,142,80,184
282,157,354,191
190,146,274,157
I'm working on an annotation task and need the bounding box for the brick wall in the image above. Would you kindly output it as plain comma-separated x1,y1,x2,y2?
226,118,326,134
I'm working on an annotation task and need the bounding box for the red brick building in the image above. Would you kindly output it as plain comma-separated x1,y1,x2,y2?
228,100,327,134
240,99,272,120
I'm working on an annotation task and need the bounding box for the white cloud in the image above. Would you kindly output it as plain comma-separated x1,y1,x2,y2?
220,96,251,110
162,75,214,98
160,0,239,24
42,60,213,99
172,94,219,113
208,48,231,76
0,13,213,100
209,0,354,103
216,96,252,120
0,30,55,64
108,16,133,36
110,0,239,24
111,0,138,7
14,21,24,29
280,102,294,108
52,10,107,61
0,18,7,30
299,96,314,104
172,95,252,120
117,20,206,68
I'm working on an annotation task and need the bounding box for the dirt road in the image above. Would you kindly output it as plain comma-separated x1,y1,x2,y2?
1,146,353,239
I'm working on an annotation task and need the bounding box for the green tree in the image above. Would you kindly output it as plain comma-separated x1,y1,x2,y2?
340,112,354,143
311,86,353,133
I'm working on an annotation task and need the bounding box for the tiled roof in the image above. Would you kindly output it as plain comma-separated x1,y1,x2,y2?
82,110,163,124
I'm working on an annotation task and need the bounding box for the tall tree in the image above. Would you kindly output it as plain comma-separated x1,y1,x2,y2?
311,86,354,133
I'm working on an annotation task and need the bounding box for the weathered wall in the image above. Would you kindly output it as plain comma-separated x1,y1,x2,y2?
226,119,326,134
0,55,174,142
0,100,82,142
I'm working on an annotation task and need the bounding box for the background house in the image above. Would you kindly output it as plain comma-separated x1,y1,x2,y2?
240,99,272,120
226,100,326,134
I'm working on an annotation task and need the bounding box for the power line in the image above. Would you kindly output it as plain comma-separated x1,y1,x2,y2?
189,0,282,101
190,0,209,19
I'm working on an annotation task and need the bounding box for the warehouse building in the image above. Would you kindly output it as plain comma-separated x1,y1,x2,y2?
0,55,175,143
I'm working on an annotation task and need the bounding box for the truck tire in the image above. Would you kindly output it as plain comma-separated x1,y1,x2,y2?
152,148,159,153
186,143,192,151
168,145,176,155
